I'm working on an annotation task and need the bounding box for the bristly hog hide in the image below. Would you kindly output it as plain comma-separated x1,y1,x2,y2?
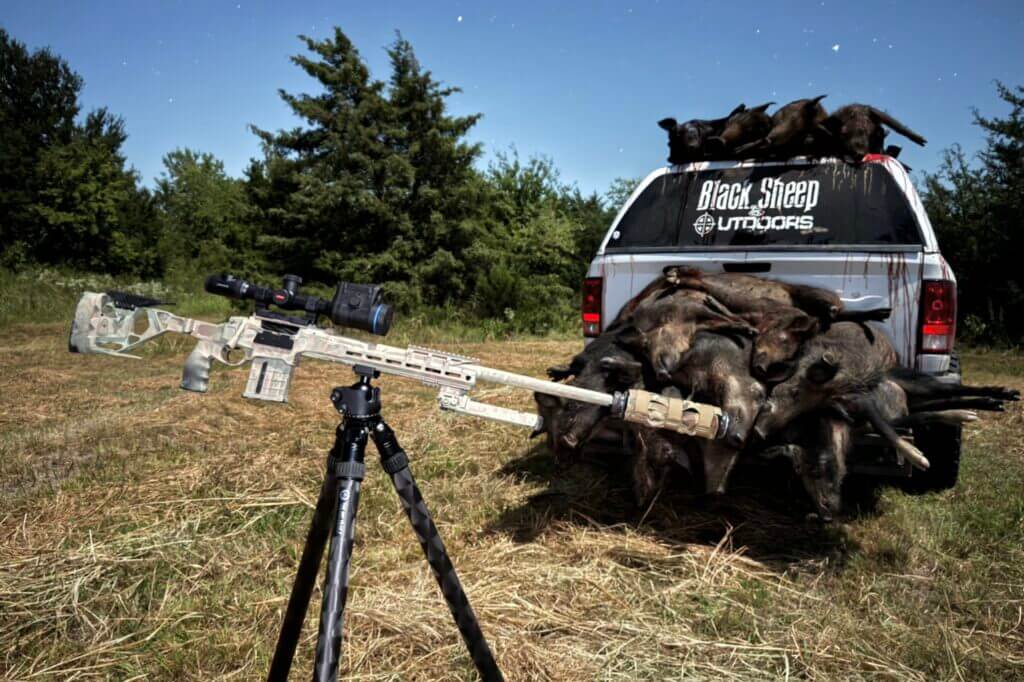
537,271,1018,517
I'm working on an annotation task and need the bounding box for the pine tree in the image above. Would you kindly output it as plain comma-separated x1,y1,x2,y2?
249,28,484,307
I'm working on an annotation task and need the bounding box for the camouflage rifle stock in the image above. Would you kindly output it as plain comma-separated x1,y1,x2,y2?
69,291,728,440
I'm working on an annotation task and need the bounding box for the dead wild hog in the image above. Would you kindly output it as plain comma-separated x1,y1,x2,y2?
735,95,830,157
746,303,894,384
752,321,898,441
759,377,916,520
823,104,927,160
759,414,852,521
658,104,746,164
664,267,842,319
745,306,822,384
620,287,757,382
670,332,768,493
626,386,695,506
535,334,645,460
663,267,840,382
706,102,774,156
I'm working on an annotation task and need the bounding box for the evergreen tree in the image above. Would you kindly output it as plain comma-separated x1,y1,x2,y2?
249,28,484,308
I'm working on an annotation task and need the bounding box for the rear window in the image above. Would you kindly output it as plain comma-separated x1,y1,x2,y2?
607,162,923,250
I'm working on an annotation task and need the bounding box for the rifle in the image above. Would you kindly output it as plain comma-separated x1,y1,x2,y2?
68,277,728,681
68,287,727,441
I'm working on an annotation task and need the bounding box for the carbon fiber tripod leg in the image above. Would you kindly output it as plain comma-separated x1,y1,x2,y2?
267,452,340,681
370,421,504,682
313,422,367,682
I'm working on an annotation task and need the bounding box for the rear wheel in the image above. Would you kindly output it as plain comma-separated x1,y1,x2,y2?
903,350,963,493
904,422,962,493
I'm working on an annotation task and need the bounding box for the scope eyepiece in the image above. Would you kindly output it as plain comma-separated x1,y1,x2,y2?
204,273,392,336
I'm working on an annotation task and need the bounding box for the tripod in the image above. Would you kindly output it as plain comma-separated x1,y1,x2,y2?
266,366,504,682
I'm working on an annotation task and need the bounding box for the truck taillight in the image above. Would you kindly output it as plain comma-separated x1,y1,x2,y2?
582,277,602,337
919,280,956,354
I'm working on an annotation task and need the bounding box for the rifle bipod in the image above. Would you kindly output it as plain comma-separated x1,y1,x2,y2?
267,365,503,682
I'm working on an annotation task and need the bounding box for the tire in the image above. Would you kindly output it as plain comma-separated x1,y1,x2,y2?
904,421,962,493
902,349,963,493
948,349,961,379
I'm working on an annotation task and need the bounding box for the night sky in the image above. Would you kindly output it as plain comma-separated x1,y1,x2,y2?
4,0,1022,194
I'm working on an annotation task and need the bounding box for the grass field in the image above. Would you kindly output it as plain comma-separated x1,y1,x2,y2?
1,318,1023,680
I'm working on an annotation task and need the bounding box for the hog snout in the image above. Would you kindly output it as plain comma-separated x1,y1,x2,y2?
559,433,579,450
653,351,677,383
752,351,770,375
752,402,775,441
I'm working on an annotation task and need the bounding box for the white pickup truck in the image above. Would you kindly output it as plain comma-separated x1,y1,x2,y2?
582,155,961,491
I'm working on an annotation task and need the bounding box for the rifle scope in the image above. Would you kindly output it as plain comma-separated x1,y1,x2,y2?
205,273,393,336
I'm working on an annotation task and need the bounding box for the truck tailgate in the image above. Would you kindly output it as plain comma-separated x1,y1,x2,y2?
599,250,923,365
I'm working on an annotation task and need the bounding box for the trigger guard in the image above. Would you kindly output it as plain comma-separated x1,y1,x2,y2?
219,347,250,367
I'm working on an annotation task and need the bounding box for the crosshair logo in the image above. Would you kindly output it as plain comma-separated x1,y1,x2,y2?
693,213,716,237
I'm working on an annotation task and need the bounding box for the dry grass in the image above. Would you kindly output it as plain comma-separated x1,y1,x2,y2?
2,323,1023,680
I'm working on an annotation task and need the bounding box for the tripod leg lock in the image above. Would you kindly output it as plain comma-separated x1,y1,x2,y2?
333,460,366,481
381,451,409,475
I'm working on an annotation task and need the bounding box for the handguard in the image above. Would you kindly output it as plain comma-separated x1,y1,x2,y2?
621,389,727,440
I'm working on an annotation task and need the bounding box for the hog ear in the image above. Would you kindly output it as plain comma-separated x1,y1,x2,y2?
807,352,840,384
658,118,677,131
614,325,645,350
786,312,819,336
534,392,561,409
599,356,643,385
547,365,574,381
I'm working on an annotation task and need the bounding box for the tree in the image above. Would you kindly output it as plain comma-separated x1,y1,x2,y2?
0,30,153,274
0,29,81,264
605,176,643,211
922,82,1024,342
30,109,152,272
249,29,484,308
156,149,256,279
467,151,593,329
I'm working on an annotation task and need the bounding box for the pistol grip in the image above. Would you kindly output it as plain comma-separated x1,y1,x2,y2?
182,340,216,392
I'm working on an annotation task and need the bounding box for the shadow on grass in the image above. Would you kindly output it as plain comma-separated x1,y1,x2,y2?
488,442,883,571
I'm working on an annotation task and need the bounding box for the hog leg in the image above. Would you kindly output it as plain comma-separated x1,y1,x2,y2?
853,396,930,470
694,299,759,337
910,397,1007,412
700,442,741,495
893,410,979,427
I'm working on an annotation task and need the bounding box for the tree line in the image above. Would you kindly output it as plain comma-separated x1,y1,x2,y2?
1,26,1021,340
0,27,626,331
